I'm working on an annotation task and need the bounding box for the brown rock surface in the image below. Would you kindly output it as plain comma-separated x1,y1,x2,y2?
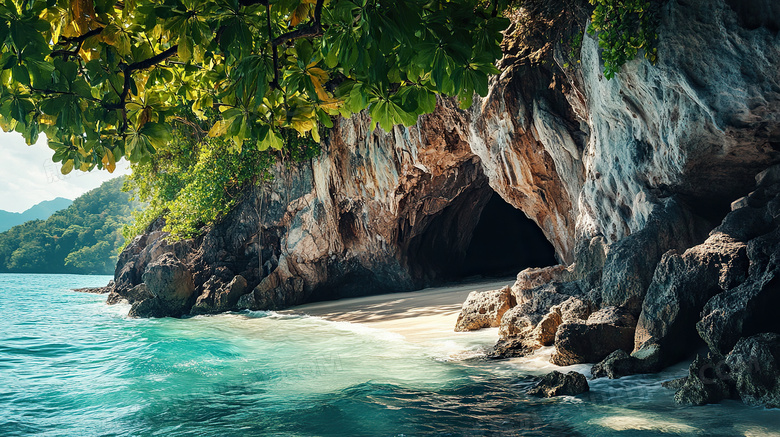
454,286,514,332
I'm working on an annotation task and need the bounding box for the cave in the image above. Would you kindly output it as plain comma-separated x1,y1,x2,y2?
404,188,558,285
460,193,558,277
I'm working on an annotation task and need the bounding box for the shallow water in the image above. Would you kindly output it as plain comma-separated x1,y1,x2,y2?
1,274,779,436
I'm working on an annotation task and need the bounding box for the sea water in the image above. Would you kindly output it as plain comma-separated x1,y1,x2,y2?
1,274,779,436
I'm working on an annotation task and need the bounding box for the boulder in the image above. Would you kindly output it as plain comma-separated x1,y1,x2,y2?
674,354,736,406
454,286,514,332
697,254,780,355
191,275,248,315
591,343,663,379
487,337,538,359
724,333,780,408
550,307,636,366
634,233,748,368
512,265,573,301
527,371,589,397
130,253,196,318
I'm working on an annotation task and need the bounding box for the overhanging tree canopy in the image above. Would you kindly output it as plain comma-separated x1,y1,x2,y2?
0,0,509,174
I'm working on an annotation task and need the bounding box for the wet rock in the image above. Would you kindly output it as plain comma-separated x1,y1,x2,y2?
674,354,736,406
191,275,249,315
130,253,196,318
662,377,687,391
454,286,514,332
487,337,537,359
72,281,114,294
528,371,589,397
492,283,590,358
724,333,780,408
591,343,663,379
551,307,636,366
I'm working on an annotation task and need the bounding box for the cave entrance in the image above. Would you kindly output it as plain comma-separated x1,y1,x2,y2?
460,193,558,278
404,187,558,285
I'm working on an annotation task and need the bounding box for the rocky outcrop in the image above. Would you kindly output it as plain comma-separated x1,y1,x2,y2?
488,279,591,358
725,333,780,408
454,286,514,332
527,371,589,397
128,254,196,318
673,354,737,406
191,274,248,315
550,307,636,366
633,232,749,368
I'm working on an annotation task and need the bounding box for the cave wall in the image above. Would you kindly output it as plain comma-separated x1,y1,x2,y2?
108,0,780,316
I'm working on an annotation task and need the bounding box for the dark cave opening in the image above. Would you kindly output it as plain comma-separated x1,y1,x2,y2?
460,193,558,278
404,188,558,285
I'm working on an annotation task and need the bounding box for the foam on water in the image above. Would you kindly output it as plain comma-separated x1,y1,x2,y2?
2,274,779,436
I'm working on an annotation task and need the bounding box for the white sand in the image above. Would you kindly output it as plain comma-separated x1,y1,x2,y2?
287,277,513,344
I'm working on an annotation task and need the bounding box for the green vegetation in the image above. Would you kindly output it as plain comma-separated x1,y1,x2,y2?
588,0,660,79
122,127,318,239
0,0,510,173
0,177,140,274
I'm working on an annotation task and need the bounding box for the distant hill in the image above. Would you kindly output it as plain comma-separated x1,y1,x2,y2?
0,197,73,232
0,177,141,275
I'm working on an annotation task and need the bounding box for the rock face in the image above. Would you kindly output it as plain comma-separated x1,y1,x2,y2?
527,371,589,397
129,253,196,318
454,287,514,332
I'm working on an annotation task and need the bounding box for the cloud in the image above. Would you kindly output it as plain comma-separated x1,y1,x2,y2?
0,131,131,213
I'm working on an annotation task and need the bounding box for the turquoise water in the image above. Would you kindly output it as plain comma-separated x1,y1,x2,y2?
1,274,779,436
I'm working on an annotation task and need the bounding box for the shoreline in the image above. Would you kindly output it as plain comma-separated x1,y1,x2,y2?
287,277,513,343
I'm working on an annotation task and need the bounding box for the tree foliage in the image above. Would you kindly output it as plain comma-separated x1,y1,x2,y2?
0,177,140,274
587,0,660,79
0,0,510,174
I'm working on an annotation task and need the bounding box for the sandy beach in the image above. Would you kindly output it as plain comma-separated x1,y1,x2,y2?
288,277,514,344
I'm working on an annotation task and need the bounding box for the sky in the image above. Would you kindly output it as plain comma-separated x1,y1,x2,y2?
0,131,131,213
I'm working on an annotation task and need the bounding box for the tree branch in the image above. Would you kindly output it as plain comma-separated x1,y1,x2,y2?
271,0,326,46
105,45,179,128
56,27,104,46
267,2,279,88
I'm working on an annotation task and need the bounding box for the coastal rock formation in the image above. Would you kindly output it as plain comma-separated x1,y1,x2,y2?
550,307,636,366
454,286,514,332
103,0,780,409
674,354,737,406
527,371,589,397
725,333,780,408
129,253,196,318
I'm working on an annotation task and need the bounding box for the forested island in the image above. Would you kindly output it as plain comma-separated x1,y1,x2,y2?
0,178,139,274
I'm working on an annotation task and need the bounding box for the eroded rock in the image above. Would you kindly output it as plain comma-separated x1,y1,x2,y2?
527,371,589,397
191,275,248,315
724,333,780,408
674,354,736,406
130,254,196,318
454,286,514,332
551,307,635,366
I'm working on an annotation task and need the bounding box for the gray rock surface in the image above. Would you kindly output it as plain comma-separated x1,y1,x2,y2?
724,333,780,408
527,371,589,397
551,307,636,366
674,354,736,406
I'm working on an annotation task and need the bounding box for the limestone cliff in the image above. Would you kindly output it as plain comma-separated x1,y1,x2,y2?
107,0,780,406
